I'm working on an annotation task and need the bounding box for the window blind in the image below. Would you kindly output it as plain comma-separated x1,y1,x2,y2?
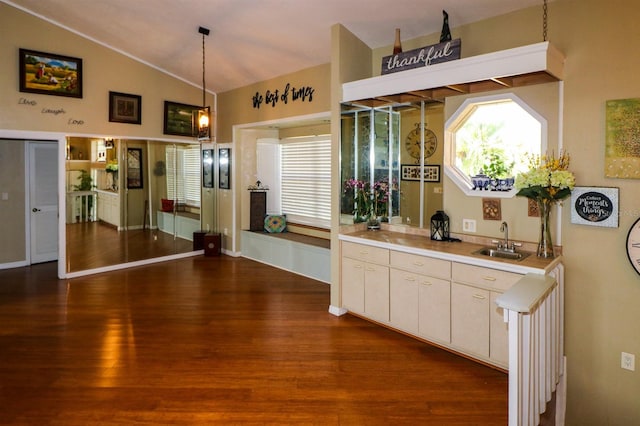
166,145,201,207
280,138,331,227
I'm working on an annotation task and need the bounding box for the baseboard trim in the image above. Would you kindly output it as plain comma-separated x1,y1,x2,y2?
328,305,348,316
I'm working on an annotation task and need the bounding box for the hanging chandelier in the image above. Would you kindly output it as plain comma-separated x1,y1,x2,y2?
197,26,211,142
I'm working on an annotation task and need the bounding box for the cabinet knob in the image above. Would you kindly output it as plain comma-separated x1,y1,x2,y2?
413,261,424,266
472,294,486,300
405,276,416,282
482,276,497,282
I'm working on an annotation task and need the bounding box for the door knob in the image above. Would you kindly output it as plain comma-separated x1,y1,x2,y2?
32,208,40,212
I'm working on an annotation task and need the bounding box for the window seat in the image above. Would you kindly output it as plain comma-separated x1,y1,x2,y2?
241,229,330,283
157,210,200,241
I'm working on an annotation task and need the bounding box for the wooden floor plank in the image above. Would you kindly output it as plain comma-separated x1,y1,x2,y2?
0,257,507,425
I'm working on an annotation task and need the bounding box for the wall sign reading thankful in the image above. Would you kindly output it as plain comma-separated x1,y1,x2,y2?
252,83,314,109
381,38,461,75
570,186,619,228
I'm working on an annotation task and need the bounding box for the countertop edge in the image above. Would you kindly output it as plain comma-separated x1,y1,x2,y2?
339,232,562,274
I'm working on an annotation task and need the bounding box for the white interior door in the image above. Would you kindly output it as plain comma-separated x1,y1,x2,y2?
29,142,58,263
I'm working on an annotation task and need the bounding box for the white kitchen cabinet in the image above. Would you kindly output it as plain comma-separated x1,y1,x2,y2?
364,263,390,323
338,232,556,370
341,242,390,323
96,190,120,228
490,291,509,366
389,251,451,342
451,282,490,358
390,269,419,333
418,275,451,344
341,256,366,314
451,262,522,367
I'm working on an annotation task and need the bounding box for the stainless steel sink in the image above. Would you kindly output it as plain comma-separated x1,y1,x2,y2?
474,247,530,261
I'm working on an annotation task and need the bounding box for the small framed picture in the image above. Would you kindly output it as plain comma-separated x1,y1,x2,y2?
163,101,200,137
482,198,502,220
570,186,619,228
109,91,141,124
126,148,143,189
202,149,213,188
219,148,231,189
401,164,440,182
19,48,82,98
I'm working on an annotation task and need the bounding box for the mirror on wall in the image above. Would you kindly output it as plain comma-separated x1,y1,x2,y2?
340,101,444,228
64,137,202,273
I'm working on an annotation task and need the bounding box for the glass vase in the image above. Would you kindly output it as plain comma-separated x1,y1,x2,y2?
537,199,555,258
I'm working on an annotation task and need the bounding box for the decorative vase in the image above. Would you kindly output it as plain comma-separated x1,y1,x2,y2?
537,199,555,258
366,205,381,230
393,28,402,54
367,215,381,230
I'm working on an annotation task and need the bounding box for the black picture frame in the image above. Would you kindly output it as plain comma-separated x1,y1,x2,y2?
202,149,214,188
400,164,440,182
19,48,83,98
109,91,142,124
126,148,143,189
219,148,231,189
163,101,200,137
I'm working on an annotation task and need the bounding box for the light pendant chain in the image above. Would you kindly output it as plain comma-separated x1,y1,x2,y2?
202,33,206,107
543,0,548,41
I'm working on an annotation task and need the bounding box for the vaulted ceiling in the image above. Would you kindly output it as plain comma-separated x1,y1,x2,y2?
5,0,544,93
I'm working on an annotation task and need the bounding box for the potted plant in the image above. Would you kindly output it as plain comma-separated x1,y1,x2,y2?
481,152,514,190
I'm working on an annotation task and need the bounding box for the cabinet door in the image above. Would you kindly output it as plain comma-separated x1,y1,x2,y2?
364,263,389,323
418,276,451,343
451,283,489,358
390,269,419,334
341,257,365,314
490,291,509,366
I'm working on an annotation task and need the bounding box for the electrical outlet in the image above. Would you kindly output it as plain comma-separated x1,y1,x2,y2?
462,219,476,233
622,352,635,371
223,228,228,236
433,186,443,194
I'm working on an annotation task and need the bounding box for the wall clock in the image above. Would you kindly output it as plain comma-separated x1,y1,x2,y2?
626,217,640,276
405,122,437,162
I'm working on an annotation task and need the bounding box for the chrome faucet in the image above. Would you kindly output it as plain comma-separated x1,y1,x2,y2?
500,221,509,249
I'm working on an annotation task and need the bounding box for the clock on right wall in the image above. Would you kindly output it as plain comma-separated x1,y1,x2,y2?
626,217,640,276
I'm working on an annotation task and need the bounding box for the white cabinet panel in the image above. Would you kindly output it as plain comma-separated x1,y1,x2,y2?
451,282,490,358
418,275,451,344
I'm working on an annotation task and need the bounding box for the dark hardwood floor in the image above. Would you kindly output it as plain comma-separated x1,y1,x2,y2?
66,222,194,272
0,256,507,425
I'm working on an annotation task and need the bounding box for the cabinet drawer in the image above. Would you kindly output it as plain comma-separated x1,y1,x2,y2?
452,262,522,291
390,251,451,279
342,241,389,265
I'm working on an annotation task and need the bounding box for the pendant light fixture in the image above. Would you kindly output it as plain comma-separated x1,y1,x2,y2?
197,26,211,141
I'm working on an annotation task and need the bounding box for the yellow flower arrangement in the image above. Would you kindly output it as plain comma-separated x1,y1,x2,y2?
515,151,575,202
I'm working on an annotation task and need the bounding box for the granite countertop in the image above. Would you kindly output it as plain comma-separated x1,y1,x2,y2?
339,228,562,275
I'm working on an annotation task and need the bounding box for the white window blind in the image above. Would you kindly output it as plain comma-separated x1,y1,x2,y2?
166,145,201,207
280,137,331,227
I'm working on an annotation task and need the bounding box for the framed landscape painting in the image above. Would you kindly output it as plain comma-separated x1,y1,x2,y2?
163,101,199,137
19,48,83,98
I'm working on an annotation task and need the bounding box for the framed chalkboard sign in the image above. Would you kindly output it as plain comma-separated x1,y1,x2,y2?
570,187,619,228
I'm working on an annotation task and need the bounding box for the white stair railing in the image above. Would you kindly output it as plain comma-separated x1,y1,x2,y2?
495,265,565,426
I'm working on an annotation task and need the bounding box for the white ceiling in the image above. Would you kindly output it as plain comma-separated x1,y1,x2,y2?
5,0,543,94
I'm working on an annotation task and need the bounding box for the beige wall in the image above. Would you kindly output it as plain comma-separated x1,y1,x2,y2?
216,64,330,251
0,140,26,263
217,64,330,143
0,3,208,265
0,3,210,138
353,1,640,424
